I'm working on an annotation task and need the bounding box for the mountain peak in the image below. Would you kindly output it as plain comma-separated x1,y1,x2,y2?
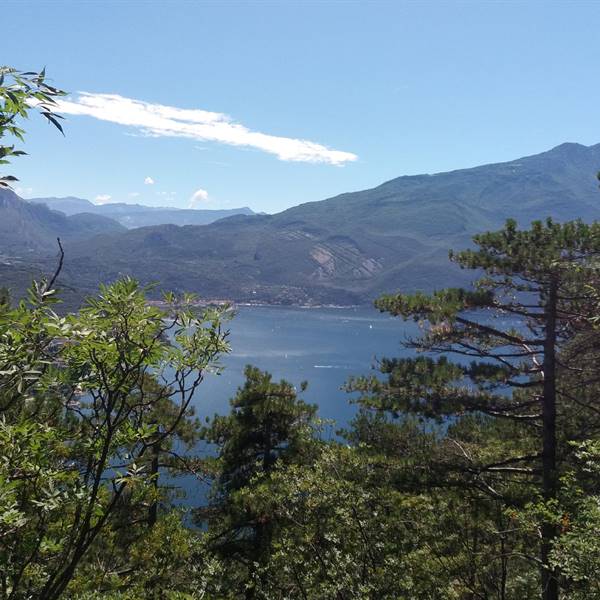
5,141,600,306
546,142,592,155
27,196,255,228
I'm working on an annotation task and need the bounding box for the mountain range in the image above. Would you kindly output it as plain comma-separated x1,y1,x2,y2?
28,196,255,229
0,189,126,254
1,142,600,307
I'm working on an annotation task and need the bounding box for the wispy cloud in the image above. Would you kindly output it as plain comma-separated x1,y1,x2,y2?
144,176,155,185
57,93,358,166
189,188,210,208
128,192,140,198
95,194,112,204
15,186,33,197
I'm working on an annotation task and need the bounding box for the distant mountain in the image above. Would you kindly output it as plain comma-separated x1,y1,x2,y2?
28,197,255,228
29,196,96,214
4,142,600,307
0,189,126,255
54,142,600,305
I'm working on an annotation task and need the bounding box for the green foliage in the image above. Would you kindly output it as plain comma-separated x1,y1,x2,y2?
228,443,452,599
197,411,540,599
0,66,65,187
198,365,319,593
346,410,540,598
547,441,600,599
354,218,600,599
202,366,317,493
66,512,217,600
366,218,600,431
0,276,229,599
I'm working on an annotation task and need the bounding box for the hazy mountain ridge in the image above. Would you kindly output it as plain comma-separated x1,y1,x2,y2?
59,142,600,305
0,189,126,255
3,142,600,307
28,196,255,228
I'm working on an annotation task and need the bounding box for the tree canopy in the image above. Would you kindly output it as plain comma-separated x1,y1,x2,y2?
5,65,600,600
0,66,65,188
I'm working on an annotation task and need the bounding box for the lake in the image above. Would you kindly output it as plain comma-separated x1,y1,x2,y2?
192,304,419,428
175,304,418,507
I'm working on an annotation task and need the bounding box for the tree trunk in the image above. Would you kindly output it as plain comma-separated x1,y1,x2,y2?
541,275,559,600
148,439,160,527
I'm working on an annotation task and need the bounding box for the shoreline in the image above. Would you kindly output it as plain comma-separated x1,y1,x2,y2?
147,298,369,311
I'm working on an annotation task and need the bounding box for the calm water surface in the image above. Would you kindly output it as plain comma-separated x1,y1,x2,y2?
193,305,419,427
174,305,418,506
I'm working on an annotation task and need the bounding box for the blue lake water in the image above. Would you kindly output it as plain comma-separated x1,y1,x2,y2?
168,306,515,506
174,304,418,507
191,304,419,428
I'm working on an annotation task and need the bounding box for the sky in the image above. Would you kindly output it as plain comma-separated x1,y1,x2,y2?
3,0,600,213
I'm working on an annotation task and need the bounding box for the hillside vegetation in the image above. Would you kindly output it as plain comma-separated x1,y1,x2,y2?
0,188,125,255
57,142,600,304
3,143,600,306
4,66,600,600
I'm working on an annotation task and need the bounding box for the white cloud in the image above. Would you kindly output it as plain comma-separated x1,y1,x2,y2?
144,176,155,185
128,192,140,198
189,188,210,208
95,194,112,204
57,93,358,165
15,186,33,197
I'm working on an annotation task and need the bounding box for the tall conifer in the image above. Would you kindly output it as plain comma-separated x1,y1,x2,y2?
357,218,600,600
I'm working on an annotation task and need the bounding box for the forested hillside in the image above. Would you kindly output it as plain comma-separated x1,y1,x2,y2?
2,143,600,306
61,142,600,304
0,188,125,254
4,63,600,600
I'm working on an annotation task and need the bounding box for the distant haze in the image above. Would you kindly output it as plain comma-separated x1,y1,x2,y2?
4,3,600,213
28,197,255,229
2,142,599,309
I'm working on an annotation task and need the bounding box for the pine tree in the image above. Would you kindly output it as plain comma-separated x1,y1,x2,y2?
199,365,318,594
0,287,9,312
352,218,600,600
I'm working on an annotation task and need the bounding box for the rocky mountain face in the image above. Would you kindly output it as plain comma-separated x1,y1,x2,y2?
59,142,600,305
0,188,125,255
3,142,600,307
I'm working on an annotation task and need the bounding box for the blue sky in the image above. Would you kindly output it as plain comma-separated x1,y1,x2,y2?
3,1,600,213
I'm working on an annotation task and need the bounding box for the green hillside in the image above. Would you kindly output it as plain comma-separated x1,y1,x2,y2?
0,189,125,255
56,142,600,305
2,142,600,306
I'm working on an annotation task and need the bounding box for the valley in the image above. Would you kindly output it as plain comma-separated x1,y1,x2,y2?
2,142,600,308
